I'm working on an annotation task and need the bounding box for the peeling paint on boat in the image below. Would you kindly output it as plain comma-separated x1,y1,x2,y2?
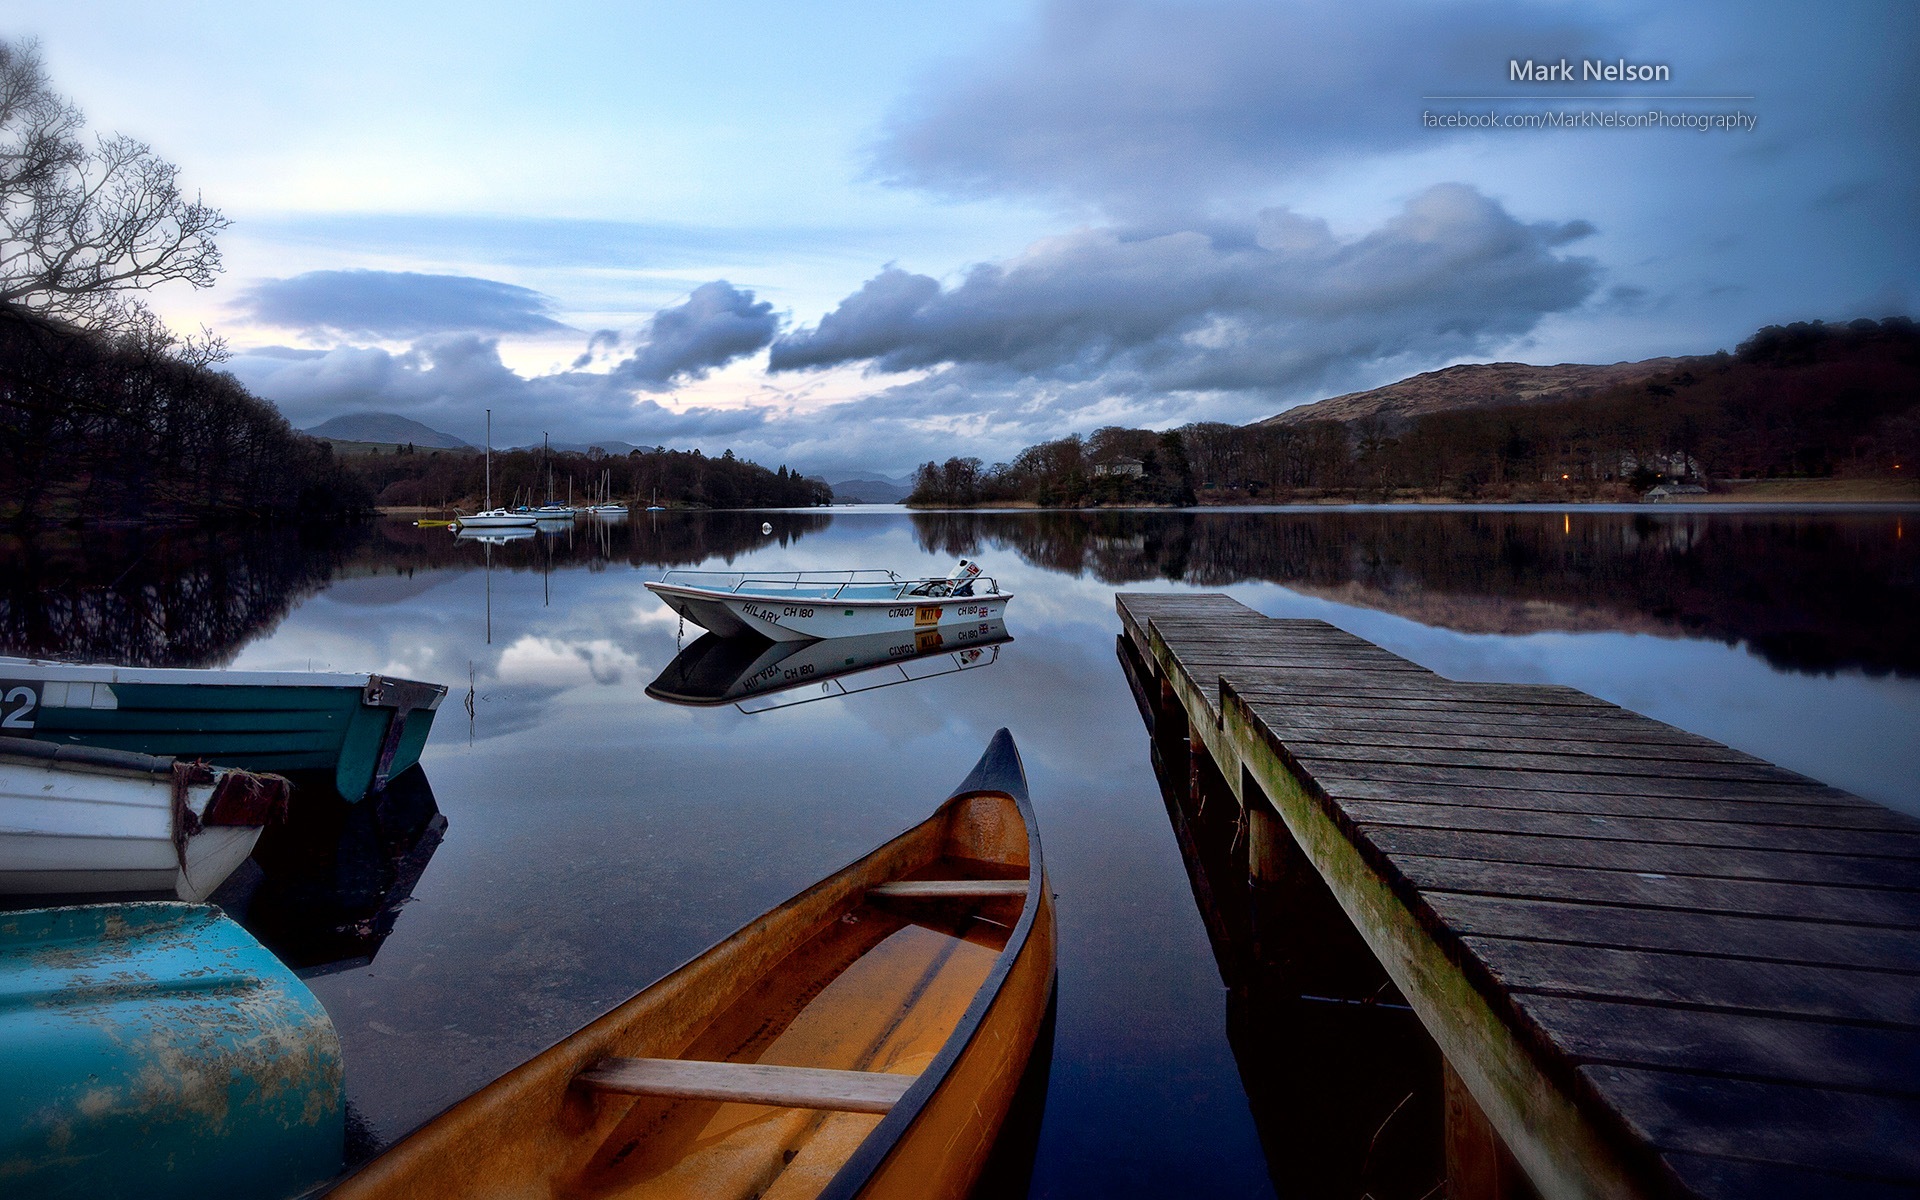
0,903,344,1198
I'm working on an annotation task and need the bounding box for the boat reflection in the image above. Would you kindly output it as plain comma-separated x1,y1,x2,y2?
647,620,1012,712
454,527,536,545
211,765,447,977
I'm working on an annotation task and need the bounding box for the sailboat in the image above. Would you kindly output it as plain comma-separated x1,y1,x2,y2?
455,410,538,529
646,487,666,512
586,468,626,516
534,433,574,520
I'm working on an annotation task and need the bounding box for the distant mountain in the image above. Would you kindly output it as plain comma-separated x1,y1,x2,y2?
305,412,470,448
1256,357,1711,429
830,477,910,503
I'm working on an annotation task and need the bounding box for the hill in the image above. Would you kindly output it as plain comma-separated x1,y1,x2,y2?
831,477,911,503
1258,357,1709,428
304,412,470,448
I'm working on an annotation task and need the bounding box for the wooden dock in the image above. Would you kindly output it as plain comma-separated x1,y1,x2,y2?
1116,592,1920,1200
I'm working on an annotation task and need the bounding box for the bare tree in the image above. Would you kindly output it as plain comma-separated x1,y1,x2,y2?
0,39,228,337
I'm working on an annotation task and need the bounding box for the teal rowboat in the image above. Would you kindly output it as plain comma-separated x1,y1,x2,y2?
0,659,445,802
0,902,345,1198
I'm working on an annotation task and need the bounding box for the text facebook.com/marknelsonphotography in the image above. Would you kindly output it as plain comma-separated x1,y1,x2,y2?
1423,109,1758,132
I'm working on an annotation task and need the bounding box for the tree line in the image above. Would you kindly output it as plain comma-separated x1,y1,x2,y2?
908,318,1918,507
909,426,1197,507
350,443,832,510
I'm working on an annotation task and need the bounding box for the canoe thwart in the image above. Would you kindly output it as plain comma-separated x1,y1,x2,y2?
575,1057,916,1114
868,880,1029,899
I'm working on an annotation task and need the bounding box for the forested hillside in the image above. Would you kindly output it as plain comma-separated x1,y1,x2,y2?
1,306,371,525
908,318,1918,506
348,443,832,510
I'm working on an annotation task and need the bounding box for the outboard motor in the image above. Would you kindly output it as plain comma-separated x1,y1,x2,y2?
947,559,982,596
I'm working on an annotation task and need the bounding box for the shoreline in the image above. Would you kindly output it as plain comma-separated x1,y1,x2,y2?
889,477,1917,512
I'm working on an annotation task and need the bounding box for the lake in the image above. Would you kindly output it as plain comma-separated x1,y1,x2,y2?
3,505,1916,1198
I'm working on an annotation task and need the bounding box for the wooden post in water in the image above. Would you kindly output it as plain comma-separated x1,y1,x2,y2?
1445,1060,1538,1200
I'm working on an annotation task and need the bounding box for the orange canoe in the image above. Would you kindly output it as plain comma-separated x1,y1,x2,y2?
329,728,1056,1200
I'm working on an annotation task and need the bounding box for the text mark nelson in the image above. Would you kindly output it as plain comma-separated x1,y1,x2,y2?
1511,59,1670,82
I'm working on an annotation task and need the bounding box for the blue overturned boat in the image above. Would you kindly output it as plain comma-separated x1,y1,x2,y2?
0,902,345,1198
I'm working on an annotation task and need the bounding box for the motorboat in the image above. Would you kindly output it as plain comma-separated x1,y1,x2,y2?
326,729,1053,1200
645,559,1012,642
0,658,445,802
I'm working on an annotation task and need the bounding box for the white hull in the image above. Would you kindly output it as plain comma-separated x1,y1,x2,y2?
0,750,263,902
646,581,1012,642
455,510,540,529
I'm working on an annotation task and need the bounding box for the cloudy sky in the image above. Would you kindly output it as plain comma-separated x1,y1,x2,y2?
10,1,1915,475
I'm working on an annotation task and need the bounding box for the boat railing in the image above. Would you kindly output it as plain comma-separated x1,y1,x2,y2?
658,568,900,592
656,568,1001,599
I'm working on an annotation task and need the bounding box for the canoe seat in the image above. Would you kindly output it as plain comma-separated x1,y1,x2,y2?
868,880,1027,899
575,1058,915,1115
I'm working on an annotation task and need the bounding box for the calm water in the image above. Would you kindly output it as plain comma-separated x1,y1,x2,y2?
3,506,1917,1197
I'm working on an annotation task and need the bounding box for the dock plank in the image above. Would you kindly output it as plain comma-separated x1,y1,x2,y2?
1365,826,1920,888
1516,993,1920,1095
1297,757,1844,803
1579,1065,1920,1180
1396,855,1920,928
1423,892,1920,972
1320,778,1905,827
1281,741,1816,786
1462,936,1920,1028
1320,771,1889,817
1254,722,1778,767
1341,800,1920,859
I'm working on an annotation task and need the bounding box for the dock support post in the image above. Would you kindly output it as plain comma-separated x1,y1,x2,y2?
1243,770,1394,1002
1445,1060,1538,1200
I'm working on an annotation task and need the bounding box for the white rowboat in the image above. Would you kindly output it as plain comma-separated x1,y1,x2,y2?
645,560,1013,642
0,741,285,902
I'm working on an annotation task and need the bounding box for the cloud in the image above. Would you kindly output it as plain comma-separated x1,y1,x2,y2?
611,281,780,389
238,270,571,339
572,329,622,369
227,334,768,448
771,184,1597,398
872,0,1614,214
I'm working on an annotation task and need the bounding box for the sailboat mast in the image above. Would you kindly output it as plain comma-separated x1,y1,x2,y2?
485,408,492,509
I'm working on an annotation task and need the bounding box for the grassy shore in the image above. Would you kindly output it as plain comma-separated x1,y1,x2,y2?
1694,478,1919,503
